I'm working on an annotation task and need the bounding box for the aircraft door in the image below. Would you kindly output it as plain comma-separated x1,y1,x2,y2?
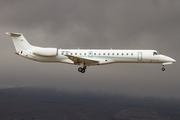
138,52,142,61
89,51,93,57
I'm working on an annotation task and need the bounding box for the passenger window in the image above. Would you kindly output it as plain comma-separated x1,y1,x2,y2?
71,53,73,55
99,53,101,55
103,53,105,55
126,53,128,55
117,53,119,55
108,53,110,55
131,53,133,55
75,53,77,55
122,53,124,55
84,53,86,55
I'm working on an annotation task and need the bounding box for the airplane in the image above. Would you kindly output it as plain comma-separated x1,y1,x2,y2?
6,32,176,73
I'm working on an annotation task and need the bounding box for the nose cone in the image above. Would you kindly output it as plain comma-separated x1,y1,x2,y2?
160,55,176,63
171,58,176,63
165,56,176,63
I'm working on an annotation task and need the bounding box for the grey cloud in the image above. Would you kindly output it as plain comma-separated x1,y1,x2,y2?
0,0,179,98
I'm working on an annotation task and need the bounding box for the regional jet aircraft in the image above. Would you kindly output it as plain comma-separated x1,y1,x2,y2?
6,32,176,73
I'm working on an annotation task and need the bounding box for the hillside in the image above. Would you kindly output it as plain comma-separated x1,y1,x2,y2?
0,88,180,120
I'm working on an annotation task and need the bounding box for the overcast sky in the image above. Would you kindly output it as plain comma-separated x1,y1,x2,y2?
0,0,179,98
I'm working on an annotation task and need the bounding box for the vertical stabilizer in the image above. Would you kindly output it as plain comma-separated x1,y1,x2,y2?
6,32,33,54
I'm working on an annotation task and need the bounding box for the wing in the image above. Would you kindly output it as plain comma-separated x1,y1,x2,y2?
65,55,99,65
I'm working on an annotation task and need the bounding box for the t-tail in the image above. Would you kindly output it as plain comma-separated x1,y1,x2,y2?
6,32,33,54
6,32,58,57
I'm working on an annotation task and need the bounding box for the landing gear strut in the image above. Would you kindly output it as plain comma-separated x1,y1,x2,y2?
78,67,86,73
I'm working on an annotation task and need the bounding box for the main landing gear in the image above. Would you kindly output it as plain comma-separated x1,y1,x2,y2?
78,63,87,73
78,67,86,73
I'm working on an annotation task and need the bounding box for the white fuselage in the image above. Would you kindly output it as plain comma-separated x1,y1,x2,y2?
19,48,174,66
6,32,176,73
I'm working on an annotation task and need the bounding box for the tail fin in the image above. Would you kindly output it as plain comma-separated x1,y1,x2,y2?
6,32,33,54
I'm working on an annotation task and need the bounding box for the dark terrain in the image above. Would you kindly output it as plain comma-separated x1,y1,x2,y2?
0,88,180,120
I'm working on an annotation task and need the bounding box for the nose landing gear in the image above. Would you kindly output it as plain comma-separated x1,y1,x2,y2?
162,68,165,71
162,65,165,71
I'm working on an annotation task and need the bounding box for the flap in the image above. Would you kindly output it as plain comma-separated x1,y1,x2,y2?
65,55,99,64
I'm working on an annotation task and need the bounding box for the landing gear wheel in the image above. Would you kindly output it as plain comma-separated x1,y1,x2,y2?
78,67,86,73
81,68,85,73
78,67,83,72
162,68,165,71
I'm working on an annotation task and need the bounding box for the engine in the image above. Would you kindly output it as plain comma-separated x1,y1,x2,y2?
33,47,58,57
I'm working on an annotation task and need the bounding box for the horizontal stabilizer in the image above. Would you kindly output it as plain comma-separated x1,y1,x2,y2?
6,32,21,37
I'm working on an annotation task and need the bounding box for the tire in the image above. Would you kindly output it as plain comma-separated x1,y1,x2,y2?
81,68,85,73
78,67,82,72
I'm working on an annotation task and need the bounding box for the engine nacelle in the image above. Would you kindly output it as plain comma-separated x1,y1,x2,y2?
33,47,58,57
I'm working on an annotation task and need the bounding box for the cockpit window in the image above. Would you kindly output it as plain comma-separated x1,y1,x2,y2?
153,52,157,55
157,52,161,55
153,51,161,55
